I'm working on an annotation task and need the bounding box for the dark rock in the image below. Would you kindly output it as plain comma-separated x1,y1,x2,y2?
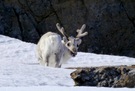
0,0,135,57
70,66,135,87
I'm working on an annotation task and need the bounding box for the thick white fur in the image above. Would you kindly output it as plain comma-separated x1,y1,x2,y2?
36,32,72,68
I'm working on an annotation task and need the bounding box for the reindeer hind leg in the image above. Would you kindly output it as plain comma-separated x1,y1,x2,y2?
40,54,49,67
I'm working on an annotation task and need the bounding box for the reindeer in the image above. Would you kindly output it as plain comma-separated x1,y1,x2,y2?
36,23,88,68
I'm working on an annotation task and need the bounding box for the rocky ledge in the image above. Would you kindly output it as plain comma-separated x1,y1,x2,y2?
0,0,135,57
70,65,135,88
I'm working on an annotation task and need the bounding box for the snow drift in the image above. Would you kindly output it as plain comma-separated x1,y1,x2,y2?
0,35,135,91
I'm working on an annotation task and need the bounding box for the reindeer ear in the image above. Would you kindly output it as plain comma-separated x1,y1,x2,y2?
63,37,68,43
76,38,82,45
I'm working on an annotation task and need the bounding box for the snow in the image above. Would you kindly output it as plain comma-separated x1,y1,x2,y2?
0,35,135,91
0,86,134,91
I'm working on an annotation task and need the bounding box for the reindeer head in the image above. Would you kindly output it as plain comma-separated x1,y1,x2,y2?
56,23,88,57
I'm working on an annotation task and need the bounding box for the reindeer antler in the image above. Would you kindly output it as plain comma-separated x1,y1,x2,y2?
76,24,88,38
56,23,68,38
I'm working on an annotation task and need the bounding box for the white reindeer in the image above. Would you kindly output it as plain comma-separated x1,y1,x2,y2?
36,23,88,68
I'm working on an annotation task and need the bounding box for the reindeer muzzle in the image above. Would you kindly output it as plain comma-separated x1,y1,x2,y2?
70,51,77,57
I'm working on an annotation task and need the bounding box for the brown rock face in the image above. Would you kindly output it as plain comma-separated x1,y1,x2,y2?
0,0,135,57
70,66,135,87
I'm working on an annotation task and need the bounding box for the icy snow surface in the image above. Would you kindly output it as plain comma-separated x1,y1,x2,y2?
0,35,135,91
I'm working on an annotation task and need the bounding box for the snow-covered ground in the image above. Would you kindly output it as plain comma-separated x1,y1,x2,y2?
0,35,135,91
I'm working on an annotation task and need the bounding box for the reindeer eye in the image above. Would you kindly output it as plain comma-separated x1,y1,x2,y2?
77,44,79,47
67,43,70,46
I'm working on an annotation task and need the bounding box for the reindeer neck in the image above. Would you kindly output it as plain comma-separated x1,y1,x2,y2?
61,41,72,62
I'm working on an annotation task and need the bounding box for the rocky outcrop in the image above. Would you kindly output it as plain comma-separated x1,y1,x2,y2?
0,0,135,57
70,66,135,87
